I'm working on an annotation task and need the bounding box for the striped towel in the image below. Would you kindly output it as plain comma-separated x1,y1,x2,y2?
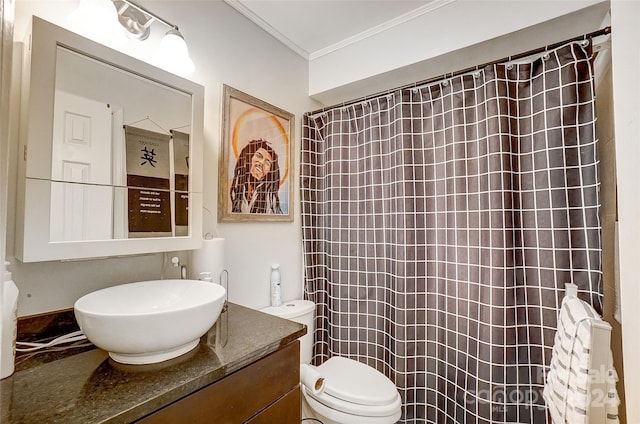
543,295,620,423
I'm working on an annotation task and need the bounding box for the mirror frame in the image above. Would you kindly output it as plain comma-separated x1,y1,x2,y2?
15,16,204,262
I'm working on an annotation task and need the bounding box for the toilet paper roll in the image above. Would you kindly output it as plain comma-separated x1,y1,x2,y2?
300,363,325,395
190,238,225,283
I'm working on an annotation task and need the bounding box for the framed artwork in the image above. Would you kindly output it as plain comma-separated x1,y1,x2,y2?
218,84,295,222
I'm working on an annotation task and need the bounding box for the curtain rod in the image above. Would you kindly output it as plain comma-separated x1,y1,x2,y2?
307,26,611,116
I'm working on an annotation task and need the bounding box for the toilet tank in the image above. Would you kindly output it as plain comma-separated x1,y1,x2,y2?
260,299,315,364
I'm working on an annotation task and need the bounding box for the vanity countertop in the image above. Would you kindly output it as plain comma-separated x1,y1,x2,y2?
0,303,305,423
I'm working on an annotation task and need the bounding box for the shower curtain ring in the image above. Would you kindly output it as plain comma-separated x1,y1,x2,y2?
506,56,514,71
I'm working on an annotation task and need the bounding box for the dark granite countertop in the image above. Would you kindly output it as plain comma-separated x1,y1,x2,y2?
0,303,305,423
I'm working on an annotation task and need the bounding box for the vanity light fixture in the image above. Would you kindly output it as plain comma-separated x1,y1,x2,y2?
113,0,195,76
70,0,195,76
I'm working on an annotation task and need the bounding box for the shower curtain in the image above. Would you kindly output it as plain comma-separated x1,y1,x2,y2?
301,41,602,424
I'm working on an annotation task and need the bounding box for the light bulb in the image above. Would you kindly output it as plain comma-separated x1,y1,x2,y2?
68,0,123,44
154,29,195,77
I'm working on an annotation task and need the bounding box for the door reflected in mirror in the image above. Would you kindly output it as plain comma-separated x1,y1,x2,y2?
50,46,192,241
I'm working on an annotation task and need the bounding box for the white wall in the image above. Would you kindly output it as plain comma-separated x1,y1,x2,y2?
149,1,320,309
610,1,640,421
0,0,14,318
8,0,319,315
309,0,610,105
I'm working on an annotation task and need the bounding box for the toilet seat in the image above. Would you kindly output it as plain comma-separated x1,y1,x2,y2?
304,357,402,417
303,389,402,424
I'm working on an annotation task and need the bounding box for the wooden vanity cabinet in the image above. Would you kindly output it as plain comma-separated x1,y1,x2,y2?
138,340,301,423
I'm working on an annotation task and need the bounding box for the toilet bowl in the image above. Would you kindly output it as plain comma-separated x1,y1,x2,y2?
261,300,402,424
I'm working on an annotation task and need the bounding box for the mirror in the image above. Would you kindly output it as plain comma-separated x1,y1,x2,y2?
15,16,204,262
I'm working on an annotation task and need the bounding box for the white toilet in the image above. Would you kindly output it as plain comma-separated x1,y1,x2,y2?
261,300,402,424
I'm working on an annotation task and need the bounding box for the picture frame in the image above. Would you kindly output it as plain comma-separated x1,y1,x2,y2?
218,84,295,222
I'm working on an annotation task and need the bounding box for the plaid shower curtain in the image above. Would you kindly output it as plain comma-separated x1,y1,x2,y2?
301,41,602,424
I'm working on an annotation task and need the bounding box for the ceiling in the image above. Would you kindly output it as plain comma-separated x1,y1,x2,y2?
223,0,448,59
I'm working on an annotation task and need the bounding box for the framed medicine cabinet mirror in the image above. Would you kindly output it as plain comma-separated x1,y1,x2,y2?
15,16,204,262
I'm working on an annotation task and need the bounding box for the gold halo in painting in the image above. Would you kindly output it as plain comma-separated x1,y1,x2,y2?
231,107,289,186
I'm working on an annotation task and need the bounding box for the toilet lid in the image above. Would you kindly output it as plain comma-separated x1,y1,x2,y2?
317,356,399,406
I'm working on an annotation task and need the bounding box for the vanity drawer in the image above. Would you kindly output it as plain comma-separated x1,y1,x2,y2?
138,340,300,423
246,386,300,424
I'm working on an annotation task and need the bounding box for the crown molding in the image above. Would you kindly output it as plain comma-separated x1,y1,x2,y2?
224,0,310,60
224,0,457,61
310,0,456,60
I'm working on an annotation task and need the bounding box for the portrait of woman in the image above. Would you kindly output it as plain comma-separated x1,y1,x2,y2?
219,85,294,222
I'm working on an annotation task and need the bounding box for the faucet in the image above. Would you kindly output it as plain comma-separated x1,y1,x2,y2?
171,256,188,279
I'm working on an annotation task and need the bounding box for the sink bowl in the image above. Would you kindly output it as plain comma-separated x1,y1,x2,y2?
74,279,226,364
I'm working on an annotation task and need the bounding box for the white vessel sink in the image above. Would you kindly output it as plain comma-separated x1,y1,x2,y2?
74,279,226,364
